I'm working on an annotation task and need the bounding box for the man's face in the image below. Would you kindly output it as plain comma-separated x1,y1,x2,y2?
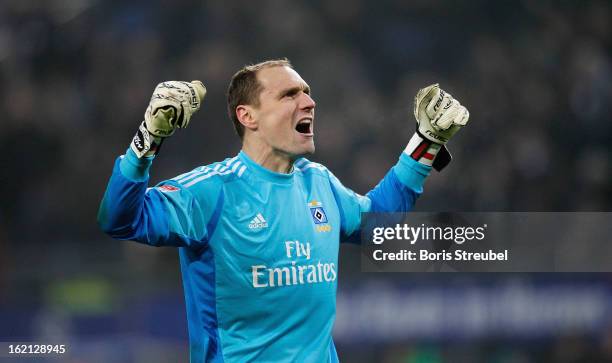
250,66,316,158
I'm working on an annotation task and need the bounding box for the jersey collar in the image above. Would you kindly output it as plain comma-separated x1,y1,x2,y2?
238,151,297,185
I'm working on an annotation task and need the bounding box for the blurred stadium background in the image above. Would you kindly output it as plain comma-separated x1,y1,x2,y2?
1,0,611,362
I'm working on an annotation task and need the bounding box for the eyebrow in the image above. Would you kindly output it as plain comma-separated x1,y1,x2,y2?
278,84,311,98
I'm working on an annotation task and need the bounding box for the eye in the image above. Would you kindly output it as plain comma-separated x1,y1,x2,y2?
284,89,299,98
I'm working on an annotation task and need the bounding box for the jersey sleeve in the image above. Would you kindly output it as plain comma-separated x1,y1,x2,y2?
328,152,431,243
97,148,223,248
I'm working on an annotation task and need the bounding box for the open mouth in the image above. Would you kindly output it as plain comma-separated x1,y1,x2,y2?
295,118,313,135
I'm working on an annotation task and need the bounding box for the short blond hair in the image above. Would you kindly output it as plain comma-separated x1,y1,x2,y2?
226,58,292,139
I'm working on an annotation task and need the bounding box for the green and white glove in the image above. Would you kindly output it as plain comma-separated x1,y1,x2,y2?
131,80,207,158
405,84,469,171
413,83,469,145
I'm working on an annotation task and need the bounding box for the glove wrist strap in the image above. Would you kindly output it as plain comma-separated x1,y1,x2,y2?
130,121,164,158
405,132,441,167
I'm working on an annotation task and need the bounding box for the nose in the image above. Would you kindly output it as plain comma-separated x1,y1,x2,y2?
301,93,316,112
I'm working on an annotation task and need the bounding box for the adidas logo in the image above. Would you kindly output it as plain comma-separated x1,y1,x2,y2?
248,213,268,229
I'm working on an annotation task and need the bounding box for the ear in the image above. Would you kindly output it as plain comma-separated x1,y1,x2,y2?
236,105,258,132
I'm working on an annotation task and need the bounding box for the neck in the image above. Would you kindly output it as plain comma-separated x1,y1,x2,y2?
242,140,293,174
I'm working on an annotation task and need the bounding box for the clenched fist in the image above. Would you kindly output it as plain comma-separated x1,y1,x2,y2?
145,81,207,138
131,80,206,158
413,84,469,144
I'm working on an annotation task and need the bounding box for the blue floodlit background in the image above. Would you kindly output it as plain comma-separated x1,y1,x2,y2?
1,0,611,362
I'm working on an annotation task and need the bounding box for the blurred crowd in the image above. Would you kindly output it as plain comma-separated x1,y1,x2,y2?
1,0,611,241
0,0,611,362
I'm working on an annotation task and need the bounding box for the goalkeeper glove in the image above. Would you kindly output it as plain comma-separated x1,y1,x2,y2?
413,83,469,144
405,84,470,171
131,80,207,158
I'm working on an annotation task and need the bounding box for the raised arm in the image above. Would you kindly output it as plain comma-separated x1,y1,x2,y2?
97,81,213,248
330,84,470,242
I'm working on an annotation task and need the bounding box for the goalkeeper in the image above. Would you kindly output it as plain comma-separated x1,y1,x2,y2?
98,59,469,362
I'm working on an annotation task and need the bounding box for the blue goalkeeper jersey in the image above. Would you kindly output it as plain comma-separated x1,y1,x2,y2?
98,148,430,362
